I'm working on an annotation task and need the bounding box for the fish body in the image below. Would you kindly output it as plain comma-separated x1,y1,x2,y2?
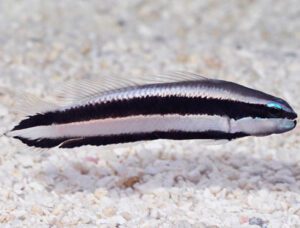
7,72,297,148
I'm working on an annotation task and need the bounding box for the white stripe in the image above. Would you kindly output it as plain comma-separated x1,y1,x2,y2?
9,114,230,140
229,117,292,136
87,85,269,107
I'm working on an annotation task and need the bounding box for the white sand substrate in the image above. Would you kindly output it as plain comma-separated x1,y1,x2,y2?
0,0,300,227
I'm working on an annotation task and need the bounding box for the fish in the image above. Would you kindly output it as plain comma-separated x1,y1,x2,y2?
6,71,298,149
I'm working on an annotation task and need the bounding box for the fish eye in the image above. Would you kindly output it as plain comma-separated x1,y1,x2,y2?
266,102,285,117
266,102,283,110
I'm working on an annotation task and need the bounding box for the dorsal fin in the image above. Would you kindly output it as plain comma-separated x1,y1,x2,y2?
55,76,138,105
150,71,208,83
16,93,59,115
55,71,209,105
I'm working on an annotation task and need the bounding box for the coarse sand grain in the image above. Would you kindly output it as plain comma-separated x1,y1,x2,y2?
0,0,300,227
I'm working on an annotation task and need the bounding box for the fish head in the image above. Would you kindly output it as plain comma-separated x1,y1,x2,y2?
263,98,297,134
219,80,298,137
237,97,298,137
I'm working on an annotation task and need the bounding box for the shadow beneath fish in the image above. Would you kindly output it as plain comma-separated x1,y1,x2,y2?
34,140,300,196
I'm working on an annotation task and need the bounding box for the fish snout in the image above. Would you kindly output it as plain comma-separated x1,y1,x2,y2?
277,118,297,133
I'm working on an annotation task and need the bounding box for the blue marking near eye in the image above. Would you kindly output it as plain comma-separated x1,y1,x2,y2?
267,102,283,110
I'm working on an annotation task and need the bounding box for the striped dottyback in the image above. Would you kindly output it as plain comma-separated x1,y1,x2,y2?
8,72,297,148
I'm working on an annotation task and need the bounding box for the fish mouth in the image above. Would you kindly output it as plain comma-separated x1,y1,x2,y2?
279,118,297,133
291,111,298,130
286,111,298,120
288,119,297,130
293,119,297,129
285,109,297,120
275,109,297,133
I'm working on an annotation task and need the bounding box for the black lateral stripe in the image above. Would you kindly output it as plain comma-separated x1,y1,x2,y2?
60,131,249,148
14,131,249,148
13,96,294,131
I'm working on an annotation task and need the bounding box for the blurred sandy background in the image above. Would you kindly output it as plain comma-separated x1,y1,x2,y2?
0,0,299,227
